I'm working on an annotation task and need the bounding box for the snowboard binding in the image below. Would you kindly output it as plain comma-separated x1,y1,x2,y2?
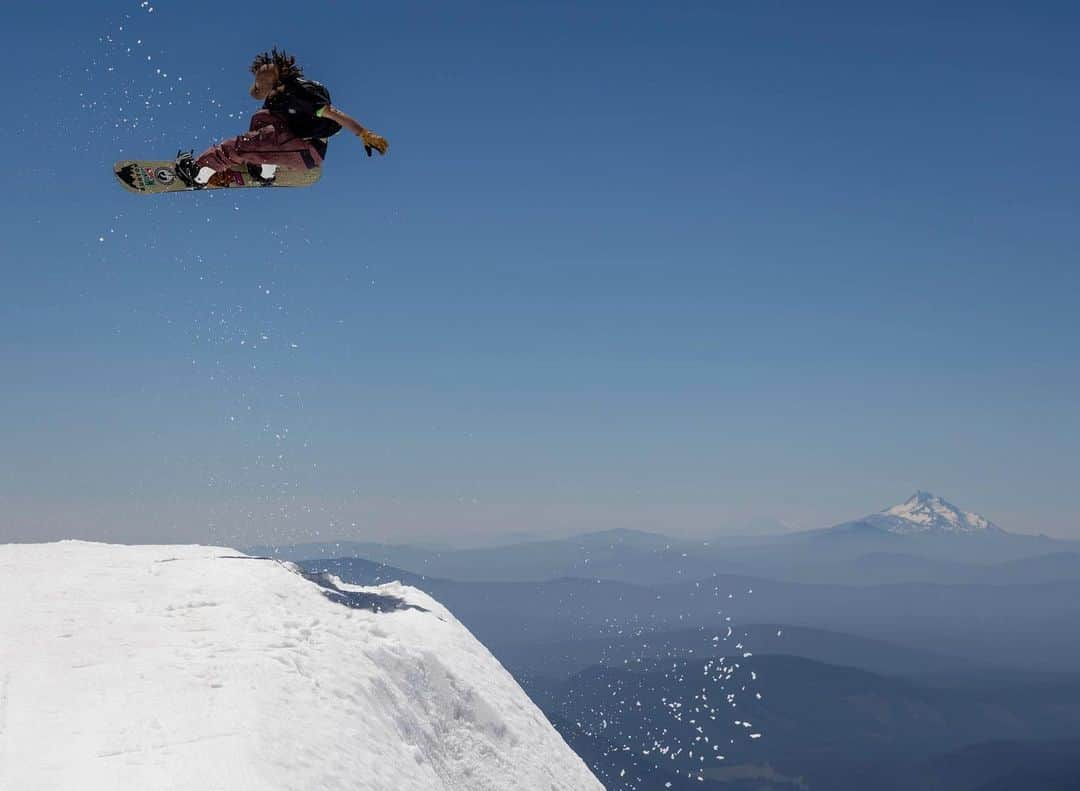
173,150,203,189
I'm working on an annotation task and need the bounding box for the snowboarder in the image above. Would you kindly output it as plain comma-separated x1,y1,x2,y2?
174,48,388,188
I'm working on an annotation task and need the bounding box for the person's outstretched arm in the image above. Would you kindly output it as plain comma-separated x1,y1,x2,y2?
319,106,389,156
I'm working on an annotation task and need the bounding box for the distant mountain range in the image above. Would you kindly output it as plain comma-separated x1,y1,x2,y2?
248,492,1074,587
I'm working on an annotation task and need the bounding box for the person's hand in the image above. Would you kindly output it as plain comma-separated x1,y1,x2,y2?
359,129,389,157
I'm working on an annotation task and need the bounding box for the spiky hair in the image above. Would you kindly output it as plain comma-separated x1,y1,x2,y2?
250,48,303,80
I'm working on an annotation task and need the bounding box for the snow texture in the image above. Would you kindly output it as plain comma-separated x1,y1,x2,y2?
0,541,602,791
868,491,998,534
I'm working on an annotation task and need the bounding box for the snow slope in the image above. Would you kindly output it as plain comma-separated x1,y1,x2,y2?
0,541,602,791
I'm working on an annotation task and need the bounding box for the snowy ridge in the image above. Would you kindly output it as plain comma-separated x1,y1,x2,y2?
0,542,602,791
865,491,999,535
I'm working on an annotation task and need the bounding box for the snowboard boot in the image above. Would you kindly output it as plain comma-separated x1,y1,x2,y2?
246,163,278,186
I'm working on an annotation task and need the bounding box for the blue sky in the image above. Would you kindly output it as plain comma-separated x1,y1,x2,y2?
2,1,1078,545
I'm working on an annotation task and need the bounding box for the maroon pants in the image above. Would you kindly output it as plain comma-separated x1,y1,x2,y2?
196,109,324,172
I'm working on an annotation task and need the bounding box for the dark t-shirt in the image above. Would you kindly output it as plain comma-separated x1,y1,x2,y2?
264,78,342,139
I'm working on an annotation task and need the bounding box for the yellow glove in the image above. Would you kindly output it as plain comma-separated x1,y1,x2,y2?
360,129,389,157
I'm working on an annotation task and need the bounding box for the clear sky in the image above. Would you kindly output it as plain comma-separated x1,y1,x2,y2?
2,1,1078,546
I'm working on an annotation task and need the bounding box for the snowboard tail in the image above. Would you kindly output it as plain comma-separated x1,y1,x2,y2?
113,159,322,195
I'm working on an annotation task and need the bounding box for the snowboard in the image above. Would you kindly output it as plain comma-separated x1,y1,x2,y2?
113,159,322,195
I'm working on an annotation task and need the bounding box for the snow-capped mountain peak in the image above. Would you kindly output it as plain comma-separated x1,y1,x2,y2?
868,491,998,534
